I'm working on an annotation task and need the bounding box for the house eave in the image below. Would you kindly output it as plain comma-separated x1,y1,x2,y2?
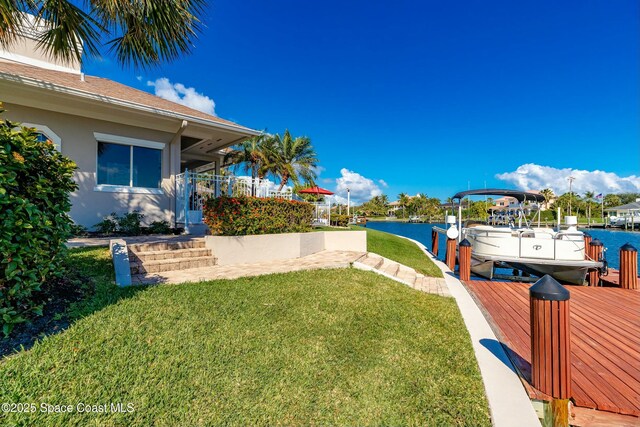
0,70,261,137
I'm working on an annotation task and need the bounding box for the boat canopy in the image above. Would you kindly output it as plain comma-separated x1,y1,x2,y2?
452,189,546,203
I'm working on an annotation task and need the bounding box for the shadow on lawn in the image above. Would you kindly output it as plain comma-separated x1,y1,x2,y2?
0,247,148,358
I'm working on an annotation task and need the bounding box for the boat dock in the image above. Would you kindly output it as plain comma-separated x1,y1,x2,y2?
463,279,639,426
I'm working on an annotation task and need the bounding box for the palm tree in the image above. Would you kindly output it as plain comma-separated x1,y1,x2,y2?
266,130,318,191
398,193,410,219
0,0,204,68
540,188,555,210
223,135,270,195
223,135,269,179
584,191,595,223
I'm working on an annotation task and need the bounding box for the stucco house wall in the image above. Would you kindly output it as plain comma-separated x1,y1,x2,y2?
3,103,178,228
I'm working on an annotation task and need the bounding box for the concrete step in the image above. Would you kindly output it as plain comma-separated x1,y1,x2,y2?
360,254,385,269
130,256,216,275
129,239,205,253
380,260,400,277
130,248,212,262
395,268,417,285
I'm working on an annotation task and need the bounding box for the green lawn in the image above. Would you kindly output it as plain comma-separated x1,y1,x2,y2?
357,227,443,278
0,248,488,426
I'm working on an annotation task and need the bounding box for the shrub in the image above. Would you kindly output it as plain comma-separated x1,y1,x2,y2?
147,220,171,234
0,108,77,336
117,211,144,235
93,211,144,235
69,223,88,237
93,214,118,235
203,196,314,236
330,214,349,227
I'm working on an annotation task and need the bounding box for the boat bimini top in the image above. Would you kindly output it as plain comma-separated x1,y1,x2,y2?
452,189,546,203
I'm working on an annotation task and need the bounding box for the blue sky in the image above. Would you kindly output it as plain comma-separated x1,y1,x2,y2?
84,0,639,203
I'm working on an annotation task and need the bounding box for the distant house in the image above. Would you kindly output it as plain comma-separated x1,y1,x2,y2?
605,201,640,218
0,15,260,228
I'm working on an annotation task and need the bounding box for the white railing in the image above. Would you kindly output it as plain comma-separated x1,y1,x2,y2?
176,170,292,229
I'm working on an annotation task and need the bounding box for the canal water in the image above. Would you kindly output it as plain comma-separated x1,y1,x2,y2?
365,221,640,270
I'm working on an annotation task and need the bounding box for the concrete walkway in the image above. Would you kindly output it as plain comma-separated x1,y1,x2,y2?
400,235,540,427
132,250,367,285
353,253,451,298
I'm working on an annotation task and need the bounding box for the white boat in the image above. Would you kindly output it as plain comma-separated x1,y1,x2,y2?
449,189,603,285
609,213,640,228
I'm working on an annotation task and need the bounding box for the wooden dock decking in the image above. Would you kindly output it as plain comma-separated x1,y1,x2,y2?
463,280,640,420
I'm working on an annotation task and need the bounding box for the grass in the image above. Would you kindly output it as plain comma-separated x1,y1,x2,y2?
357,226,443,278
0,247,488,426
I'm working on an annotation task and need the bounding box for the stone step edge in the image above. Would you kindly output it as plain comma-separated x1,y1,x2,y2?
130,255,216,268
353,252,449,295
129,239,206,252
130,248,212,258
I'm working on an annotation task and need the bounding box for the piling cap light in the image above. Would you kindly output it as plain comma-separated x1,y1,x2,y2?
529,275,570,301
620,243,637,252
446,225,459,240
459,238,471,247
446,215,457,224
583,232,591,238
565,216,578,226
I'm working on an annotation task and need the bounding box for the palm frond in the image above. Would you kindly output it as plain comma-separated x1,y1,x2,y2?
93,0,205,69
36,0,102,64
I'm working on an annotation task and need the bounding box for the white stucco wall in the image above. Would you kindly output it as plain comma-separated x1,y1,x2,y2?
205,231,367,265
3,103,178,228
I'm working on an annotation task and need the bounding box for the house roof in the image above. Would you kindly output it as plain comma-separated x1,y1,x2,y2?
605,201,640,211
0,60,258,134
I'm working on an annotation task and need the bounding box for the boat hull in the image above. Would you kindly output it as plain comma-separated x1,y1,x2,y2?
470,254,599,285
505,261,589,285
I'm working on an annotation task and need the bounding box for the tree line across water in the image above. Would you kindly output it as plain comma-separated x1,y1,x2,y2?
351,189,640,222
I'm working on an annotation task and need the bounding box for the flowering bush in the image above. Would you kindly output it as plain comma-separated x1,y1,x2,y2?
0,108,77,336
203,196,314,236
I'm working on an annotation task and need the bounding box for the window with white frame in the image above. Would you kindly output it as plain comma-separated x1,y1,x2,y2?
22,123,62,151
94,133,164,191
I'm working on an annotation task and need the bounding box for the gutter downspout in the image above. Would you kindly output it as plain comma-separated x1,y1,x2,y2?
170,120,188,229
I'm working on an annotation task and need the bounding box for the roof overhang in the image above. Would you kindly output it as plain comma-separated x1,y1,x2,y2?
0,71,260,147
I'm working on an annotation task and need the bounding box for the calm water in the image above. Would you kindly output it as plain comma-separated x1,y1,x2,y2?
365,221,640,270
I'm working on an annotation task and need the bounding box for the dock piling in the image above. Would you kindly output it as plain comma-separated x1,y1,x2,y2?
529,275,571,427
588,239,604,286
445,238,456,271
458,239,471,281
583,232,592,260
431,229,439,257
619,243,638,290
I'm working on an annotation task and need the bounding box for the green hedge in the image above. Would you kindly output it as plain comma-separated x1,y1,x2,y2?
203,196,314,236
330,214,349,227
0,108,77,336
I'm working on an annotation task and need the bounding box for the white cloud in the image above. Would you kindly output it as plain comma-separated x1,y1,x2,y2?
378,179,388,188
147,77,216,116
334,168,384,204
496,163,640,195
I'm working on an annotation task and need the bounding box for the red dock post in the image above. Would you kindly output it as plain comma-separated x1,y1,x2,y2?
530,275,572,427
619,243,638,290
458,239,471,281
431,229,439,257
445,238,456,271
583,232,592,260
588,239,604,286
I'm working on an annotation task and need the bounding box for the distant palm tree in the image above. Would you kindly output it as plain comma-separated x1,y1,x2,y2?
398,193,410,219
540,188,555,210
266,130,318,191
0,0,205,69
584,191,595,222
223,135,269,180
